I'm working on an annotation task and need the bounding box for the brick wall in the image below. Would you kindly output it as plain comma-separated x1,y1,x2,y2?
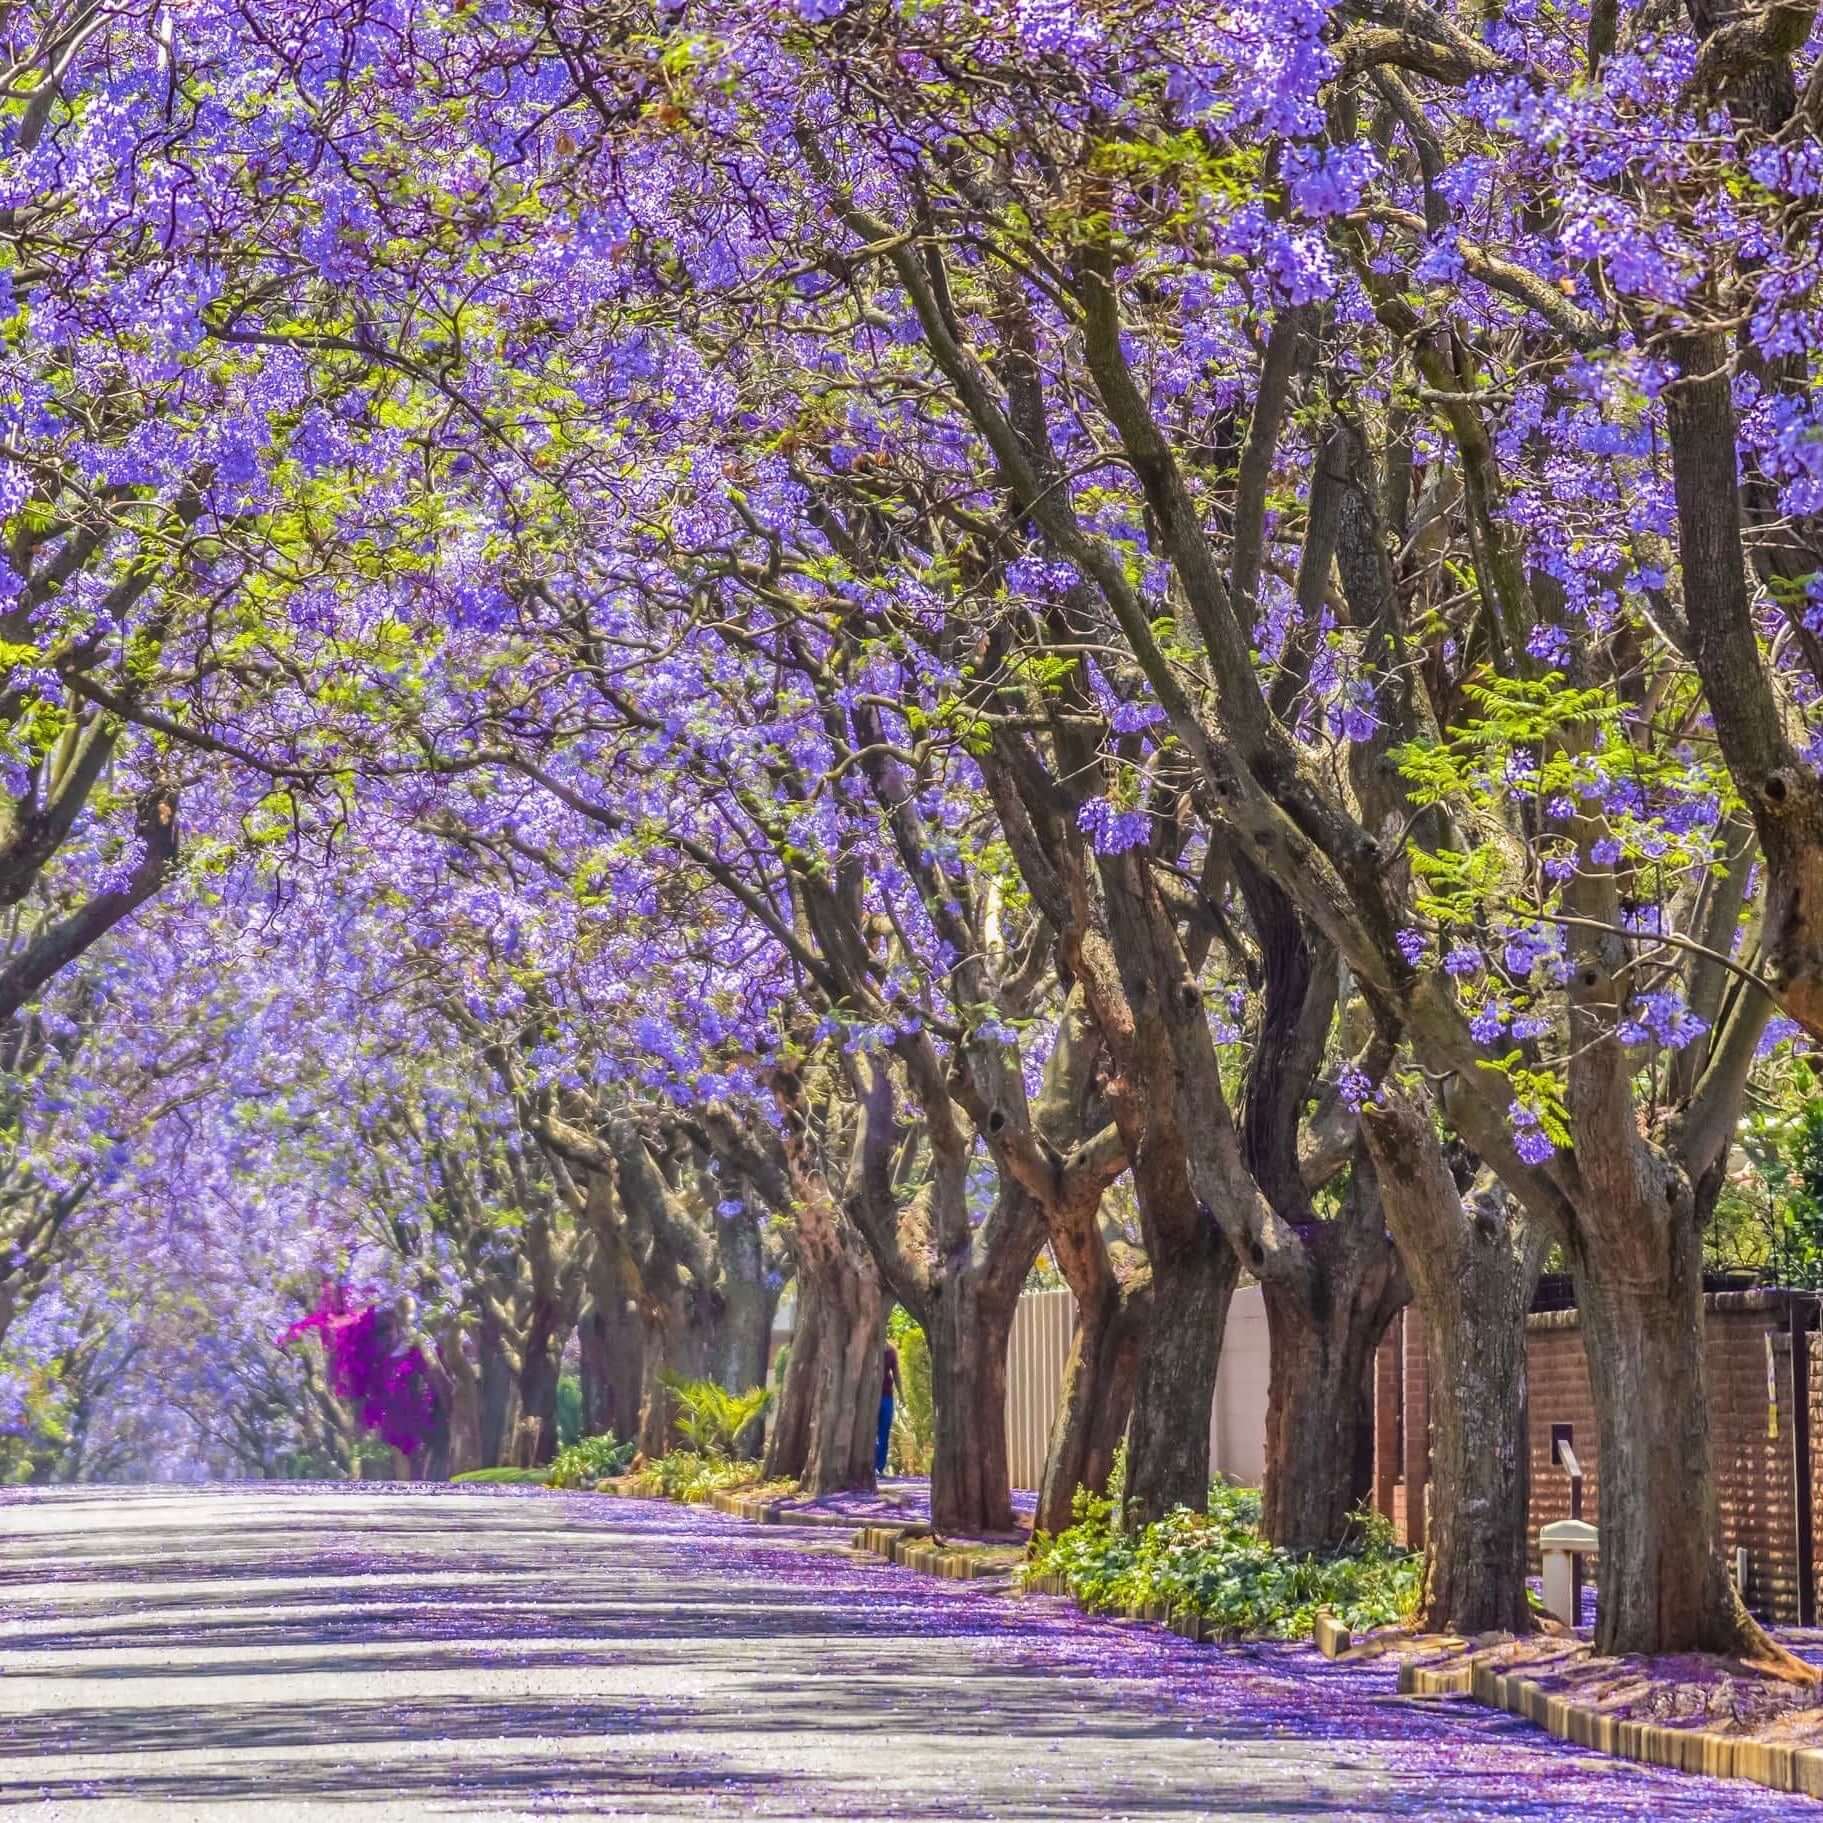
1710,1305,1799,1618
1523,1312,1598,1558
1374,1289,1819,1624
1373,1311,1402,1528
1813,1343,1823,1609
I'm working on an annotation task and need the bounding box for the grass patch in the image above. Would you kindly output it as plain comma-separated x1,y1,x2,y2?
1024,1476,1421,1641
451,1466,551,1486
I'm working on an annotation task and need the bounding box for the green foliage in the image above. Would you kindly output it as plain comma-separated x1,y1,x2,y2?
1724,1084,1823,1288
658,1373,772,1456
624,1449,774,1503
886,1307,934,1475
545,1431,636,1488
1024,1479,1422,1641
555,1373,583,1448
451,1466,551,1485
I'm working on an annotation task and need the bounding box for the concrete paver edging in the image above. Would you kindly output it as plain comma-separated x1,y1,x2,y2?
1314,1612,1353,1658
851,1523,1024,1582
594,1480,901,1530
1399,1654,1823,1798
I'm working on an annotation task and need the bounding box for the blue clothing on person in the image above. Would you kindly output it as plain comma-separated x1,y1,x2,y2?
877,1340,902,1475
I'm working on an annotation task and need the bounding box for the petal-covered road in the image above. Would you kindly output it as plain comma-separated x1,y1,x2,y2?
0,1485,1809,1820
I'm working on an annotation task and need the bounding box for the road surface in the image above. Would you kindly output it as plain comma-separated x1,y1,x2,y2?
0,1484,1804,1819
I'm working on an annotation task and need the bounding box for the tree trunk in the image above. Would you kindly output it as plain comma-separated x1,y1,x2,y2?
475,1314,513,1465
516,1302,562,1468
925,1274,1020,1535
769,1235,886,1494
1123,1232,1238,1530
715,1221,776,1417
439,1334,485,1478
1259,1283,1384,1552
635,1287,688,1459
1259,1202,1406,1555
1576,1226,1768,1657
1035,1282,1142,1536
1422,1249,1535,1633
1361,1092,1542,1635
764,1277,822,1482
805,1272,885,1494
579,1295,644,1443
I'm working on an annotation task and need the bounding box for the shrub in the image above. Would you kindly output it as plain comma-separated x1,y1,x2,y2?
623,1449,778,1503
887,1309,934,1475
658,1374,772,1456
546,1431,636,1488
1024,1476,1421,1641
555,1373,584,1447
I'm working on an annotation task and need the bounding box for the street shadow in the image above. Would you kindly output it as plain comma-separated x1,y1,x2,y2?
0,1489,1800,1821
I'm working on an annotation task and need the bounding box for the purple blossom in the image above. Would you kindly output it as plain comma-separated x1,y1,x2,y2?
1336,1061,1373,1111
1076,798,1150,854
1470,1001,1508,1044
1624,990,1708,1052
1758,1014,1803,1056
1509,1102,1558,1167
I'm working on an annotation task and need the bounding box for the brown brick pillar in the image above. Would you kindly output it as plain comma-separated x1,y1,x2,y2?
1373,1314,1402,1528
1403,1304,1429,1554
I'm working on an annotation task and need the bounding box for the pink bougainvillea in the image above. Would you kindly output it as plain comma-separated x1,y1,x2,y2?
281,1289,436,1456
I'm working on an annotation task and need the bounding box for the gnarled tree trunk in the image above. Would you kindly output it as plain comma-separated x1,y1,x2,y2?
1268,1283,1378,1553
1036,1278,1143,1536
1256,1148,1408,1554
1423,1253,1535,1634
475,1313,514,1465
1361,1091,1542,1633
1124,1218,1238,1529
579,1293,644,1443
1577,1226,1762,1657
925,1270,1023,1535
515,1298,563,1468
766,1227,885,1494
436,1326,485,1479
714,1209,776,1425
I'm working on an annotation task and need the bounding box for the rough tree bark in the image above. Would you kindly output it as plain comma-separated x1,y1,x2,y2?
962,993,1137,1535
762,1068,885,1493
1259,1232,1403,1553
843,1049,1045,1536
435,1325,485,1478
1362,1090,1543,1633
578,1270,645,1444
1035,1277,1143,1535
475,1313,514,1466
514,1303,562,1468
1558,922,1804,1665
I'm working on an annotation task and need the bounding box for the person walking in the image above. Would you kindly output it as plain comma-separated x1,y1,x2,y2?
876,1339,902,1475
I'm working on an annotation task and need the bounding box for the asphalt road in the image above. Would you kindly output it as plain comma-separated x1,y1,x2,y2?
0,1484,1806,1820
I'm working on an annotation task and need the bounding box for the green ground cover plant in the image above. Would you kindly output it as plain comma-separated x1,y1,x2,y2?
624,1450,783,1503
1025,1473,1421,1641
546,1432,636,1488
451,1467,551,1486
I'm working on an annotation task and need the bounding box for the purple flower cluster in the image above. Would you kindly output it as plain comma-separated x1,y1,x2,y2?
1077,798,1151,854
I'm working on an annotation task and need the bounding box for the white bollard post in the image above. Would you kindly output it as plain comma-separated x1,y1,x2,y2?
1538,1518,1598,1626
